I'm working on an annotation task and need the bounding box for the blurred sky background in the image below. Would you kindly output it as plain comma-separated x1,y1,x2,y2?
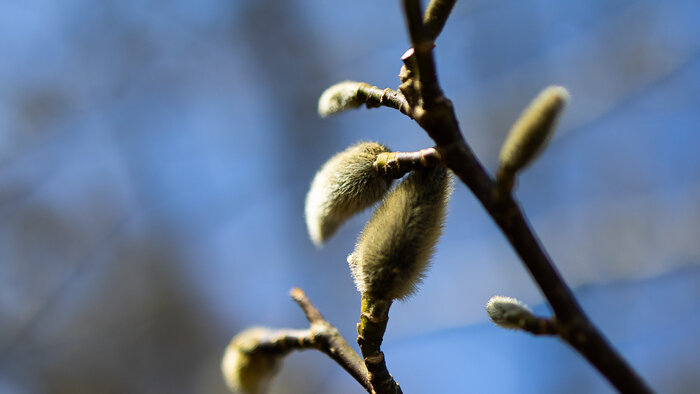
1,0,699,393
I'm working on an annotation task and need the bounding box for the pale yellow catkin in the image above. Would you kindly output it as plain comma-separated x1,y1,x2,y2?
317,81,364,117
485,295,534,330
221,327,281,394
498,86,570,176
305,142,393,247
348,166,452,300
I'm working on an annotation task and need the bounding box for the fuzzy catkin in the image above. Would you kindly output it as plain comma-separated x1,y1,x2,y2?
305,142,393,246
221,327,281,394
486,295,534,330
498,86,569,175
348,166,452,300
317,81,364,117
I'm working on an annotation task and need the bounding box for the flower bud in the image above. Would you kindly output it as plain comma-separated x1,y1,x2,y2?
318,81,366,117
305,142,393,246
498,86,569,179
221,327,281,394
486,295,534,330
348,166,452,300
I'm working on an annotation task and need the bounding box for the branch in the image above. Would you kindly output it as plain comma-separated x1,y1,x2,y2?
374,147,441,178
450,147,651,393
398,2,653,393
357,85,411,117
401,0,443,109
356,296,403,394
289,288,373,393
401,0,457,83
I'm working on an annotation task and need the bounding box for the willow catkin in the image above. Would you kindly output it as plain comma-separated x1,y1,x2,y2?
498,86,569,177
305,142,393,247
221,327,281,394
348,166,452,300
485,295,534,330
317,81,365,118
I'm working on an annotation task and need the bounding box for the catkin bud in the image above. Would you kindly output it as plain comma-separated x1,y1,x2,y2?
486,295,534,330
221,327,282,394
348,166,452,300
305,142,393,246
498,86,569,180
318,81,365,117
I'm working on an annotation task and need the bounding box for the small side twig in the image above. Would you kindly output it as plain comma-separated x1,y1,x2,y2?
401,0,443,110
522,317,559,336
289,288,373,393
374,147,442,179
356,84,412,117
290,287,326,324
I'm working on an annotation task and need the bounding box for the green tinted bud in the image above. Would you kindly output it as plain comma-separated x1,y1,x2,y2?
498,86,569,179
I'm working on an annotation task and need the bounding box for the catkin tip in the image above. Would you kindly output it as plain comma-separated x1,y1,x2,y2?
318,81,364,117
486,295,534,330
221,327,281,394
497,85,570,180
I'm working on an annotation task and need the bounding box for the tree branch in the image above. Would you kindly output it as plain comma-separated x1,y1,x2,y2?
401,0,443,109
356,296,403,394
398,2,653,393
521,316,559,336
374,147,441,178
357,84,412,117
289,288,373,393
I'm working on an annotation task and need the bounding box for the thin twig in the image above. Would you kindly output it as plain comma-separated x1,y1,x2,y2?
518,316,560,336
399,2,652,393
253,328,315,353
374,147,441,178
356,84,412,117
290,287,326,324
290,288,373,393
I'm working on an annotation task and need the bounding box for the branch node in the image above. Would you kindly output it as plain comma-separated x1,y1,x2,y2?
365,353,385,364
